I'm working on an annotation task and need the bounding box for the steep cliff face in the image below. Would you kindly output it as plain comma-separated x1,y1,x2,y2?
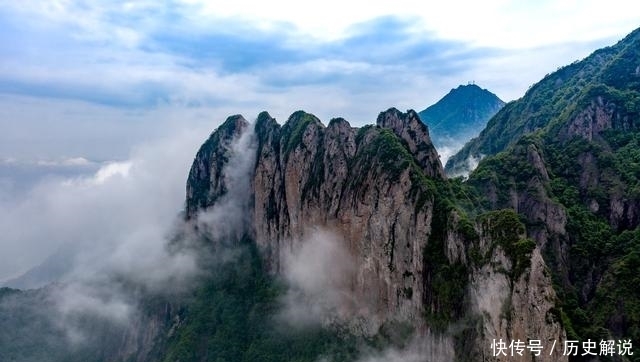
184,107,566,360
185,114,249,218
187,108,442,330
473,249,567,361
469,210,566,361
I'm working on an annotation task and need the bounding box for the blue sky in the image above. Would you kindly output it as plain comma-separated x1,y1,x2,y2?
0,0,638,282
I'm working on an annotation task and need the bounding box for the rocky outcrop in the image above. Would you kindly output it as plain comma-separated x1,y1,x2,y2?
563,96,640,142
185,108,567,359
469,211,567,361
376,108,445,179
185,109,440,330
252,108,438,330
469,247,567,361
185,114,249,218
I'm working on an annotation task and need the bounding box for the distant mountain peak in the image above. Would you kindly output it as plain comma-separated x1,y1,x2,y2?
417,84,505,164
419,84,505,129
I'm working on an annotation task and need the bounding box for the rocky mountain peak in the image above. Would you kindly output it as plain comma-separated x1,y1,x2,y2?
376,107,445,179
185,114,250,218
217,114,249,138
327,117,351,130
376,107,423,130
185,109,450,328
255,111,277,130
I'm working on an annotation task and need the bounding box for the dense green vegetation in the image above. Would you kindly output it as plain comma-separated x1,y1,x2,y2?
477,210,536,281
161,238,360,362
160,237,422,362
356,128,413,181
422,191,470,331
544,129,640,358
280,111,322,155
468,134,547,208
467,128,640,360
602,131,640,198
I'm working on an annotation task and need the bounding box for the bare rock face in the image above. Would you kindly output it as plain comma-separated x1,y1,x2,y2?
553,95,640,232
468,214,567,361
249,109,437,330
565,97,617,141
469,249,567,361
563,96,640,141
185,108,567,357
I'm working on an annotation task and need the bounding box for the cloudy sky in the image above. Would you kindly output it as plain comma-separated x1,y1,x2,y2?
0,1,638,281
1,0,639,161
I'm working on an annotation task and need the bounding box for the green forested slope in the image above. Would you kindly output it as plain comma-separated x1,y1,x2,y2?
459,27,640,360
447,27,640,174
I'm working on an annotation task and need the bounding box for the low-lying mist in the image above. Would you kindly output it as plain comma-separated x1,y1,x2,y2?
0,126,225,347
279,229,357,327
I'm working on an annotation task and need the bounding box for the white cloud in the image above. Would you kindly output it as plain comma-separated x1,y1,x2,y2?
53,282,133,325
353,333,454,362
1,0,635,140
180,0,639,47
89,161,132,185
3,1,149,48
0,122,210,282
41,118,259,341
0,113,263,346
194,121,257,242
6,157,94,168
446,154,485,179
279,229,358,327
